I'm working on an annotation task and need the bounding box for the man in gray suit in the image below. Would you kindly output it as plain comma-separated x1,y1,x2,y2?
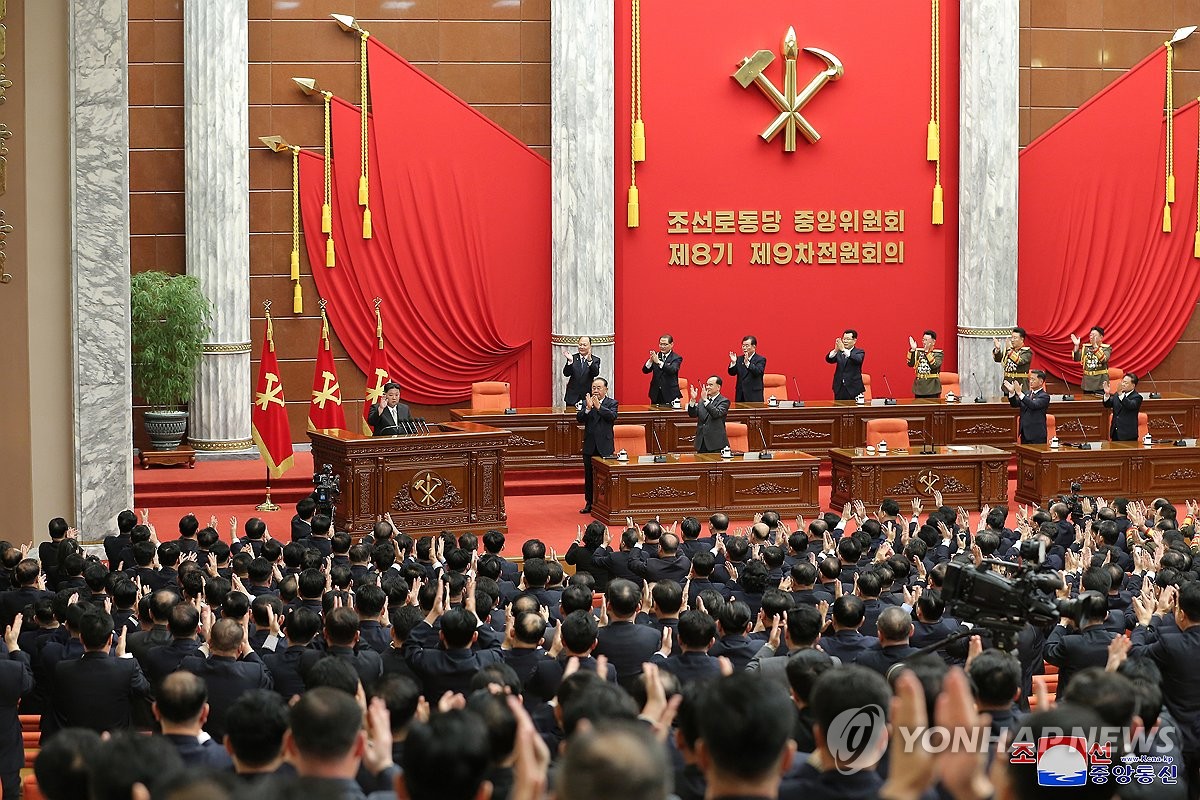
687,375,730,453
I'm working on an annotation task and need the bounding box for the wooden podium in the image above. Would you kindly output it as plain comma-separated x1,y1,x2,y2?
308,423,509,538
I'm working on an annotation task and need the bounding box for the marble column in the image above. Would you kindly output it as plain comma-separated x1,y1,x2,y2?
957,0,1019,398
184,0,252,452
551,2,616,401
69,0,133,538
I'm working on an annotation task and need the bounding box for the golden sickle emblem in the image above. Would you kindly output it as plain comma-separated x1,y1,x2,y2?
732,26,844,151
917,469,941,496
312,371,342,409
255,372,285,410
413,471,443,507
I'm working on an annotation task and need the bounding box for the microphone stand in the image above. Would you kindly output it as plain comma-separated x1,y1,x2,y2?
882,374,898,405
1058,372,1075,402
970,371,987,403
756,424,773,459
1146,370,1163,399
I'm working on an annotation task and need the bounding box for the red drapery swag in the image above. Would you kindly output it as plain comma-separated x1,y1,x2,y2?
299,37,551,407
1018,48,1200,382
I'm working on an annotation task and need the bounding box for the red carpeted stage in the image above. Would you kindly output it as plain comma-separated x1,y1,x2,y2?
133,454,1018,556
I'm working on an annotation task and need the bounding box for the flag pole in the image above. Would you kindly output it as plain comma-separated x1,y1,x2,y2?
256,466,280,512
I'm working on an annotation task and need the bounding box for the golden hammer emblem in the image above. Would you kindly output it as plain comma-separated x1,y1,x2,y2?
917,469,941,496
733,27,844,151
412,471,444,507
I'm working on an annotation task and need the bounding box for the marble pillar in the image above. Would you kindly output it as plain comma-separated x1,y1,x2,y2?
957,0,1020,398
550,2,616,401
184,0,251,451
69,0,133,539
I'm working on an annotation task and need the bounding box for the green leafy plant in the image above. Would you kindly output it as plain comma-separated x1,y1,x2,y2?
130,271,213,409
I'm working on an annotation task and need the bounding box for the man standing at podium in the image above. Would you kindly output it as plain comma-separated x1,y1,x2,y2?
826,329,866,400
1104,373,1143,441
578,377,618,514
643,334,683,405
368,382,412,436
688,376,730,453
562,336,600,406
727,335,767,402
1006,369,1050,444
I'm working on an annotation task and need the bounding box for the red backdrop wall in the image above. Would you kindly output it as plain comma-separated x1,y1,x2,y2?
614,1,960,401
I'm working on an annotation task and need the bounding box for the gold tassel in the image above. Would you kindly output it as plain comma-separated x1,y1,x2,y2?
1163,203,1173,233
290,249,300,281
931,184,944,225
627,185,640,228
321,203,332,234
1168,175,1176,203
1193,230,1200,258
633,120,646,162
926,121,939,161
293,282,303,314
325,237,335,267
358,176,368,206
363,208,373,239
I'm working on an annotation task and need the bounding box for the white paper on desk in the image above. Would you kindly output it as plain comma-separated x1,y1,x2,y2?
637,455,656,463
946,446,974,451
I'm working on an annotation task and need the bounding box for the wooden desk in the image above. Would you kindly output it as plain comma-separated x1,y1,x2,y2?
452,394,1200,470
309,423,509,537
829,445,1010,511
1015,441,1200,505
590,451,820,525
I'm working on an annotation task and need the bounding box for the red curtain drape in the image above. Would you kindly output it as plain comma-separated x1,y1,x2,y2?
299,38,551,406
1018,49,1200,384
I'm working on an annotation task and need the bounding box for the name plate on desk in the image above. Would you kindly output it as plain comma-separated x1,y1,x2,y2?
637,455,657,464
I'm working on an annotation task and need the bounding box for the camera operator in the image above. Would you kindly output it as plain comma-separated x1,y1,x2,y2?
1043,589,1117,700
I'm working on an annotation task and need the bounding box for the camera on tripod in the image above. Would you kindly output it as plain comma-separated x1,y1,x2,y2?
313,464,341,518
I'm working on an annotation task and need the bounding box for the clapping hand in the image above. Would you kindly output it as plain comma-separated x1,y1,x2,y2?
908,336,917,350
689,386,698,402
1070,333,1081,347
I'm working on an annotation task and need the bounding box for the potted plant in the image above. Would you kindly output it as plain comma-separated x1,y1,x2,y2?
130,271,213,450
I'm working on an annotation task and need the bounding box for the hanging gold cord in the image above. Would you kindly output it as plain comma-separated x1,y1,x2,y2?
359,30,373,239
320,299,331,350
322,91,336,266
291,146,303,313
627,0,641,228
264,301,275,352
374,297,384,350
1164,42,1175,232
930,0,943,224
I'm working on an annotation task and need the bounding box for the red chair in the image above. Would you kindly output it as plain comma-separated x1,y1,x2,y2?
762,373,788,401
22,775,43,800
470,381,510,411
678,377,689,399
1138,412,1149,440
865,419,910,450
1107,367,1124,385
938,372,962,398
1015,414,1056,443
726,423,750,452
861,374,873,402
613,424,649,457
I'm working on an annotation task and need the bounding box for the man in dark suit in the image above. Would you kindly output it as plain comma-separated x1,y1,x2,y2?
577,377,618,515
128,590,179,671
290,497,315,542
263,606,321,700
687,376,730,453
562,336,601,406
299,607,384,689
642,334,683,405
817,596,879,664
591,529,646,582
853,607,918,676
53,609,152,733
1130,581,1200,764
180,619,273,741
826,328,866,400
727,336,767,402
103,510,138,572
1043,592,1117,699
367,381,412,436
594,579,661,687
1006,369,1051,444
401,590,505,701
629,533,690,584
1103,372,1143,441
0,616,31,799
153,671,233,770
143,603,203,686
0,560,50,628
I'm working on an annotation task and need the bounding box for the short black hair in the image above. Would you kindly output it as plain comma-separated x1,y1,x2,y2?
678,610,717,649
155,671,207,723
402,710,491,800
923,329,937,340
382,381,401,393
224,690,289,768
80,610,114,649
967,649,1021,707
1090,325,1105,336
33,727,101,800
289,687,363,762
86,731,183,800
843,329,858,339
697,674,795,779
1012,327,1027,338
742,335,757,346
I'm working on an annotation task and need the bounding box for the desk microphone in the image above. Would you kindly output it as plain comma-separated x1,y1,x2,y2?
970,371,987,403
650,425,668,462
882,374,898,405
1059,372,1075,401
791,377,805,407
914,423,935,454
1074,417,1088,448
1169,415,1187,446
1146,370,1163,399
756,424,773,459
400,419,415,435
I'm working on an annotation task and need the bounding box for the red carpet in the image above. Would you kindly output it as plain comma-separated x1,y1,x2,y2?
136,456,1019,558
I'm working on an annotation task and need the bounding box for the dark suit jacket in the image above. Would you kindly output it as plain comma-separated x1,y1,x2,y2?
826,347,866,399
577,397,618,456
401,621,505,701
708,634,759,672
590,548,645,582
52,651,152,734
642,351,683,404
688,395,730,453
263,644,311,699
367,402,413,436
1131,622,1200,752
818,629,879,663
0,652,31,773
143,637,204,686
727,354,767,402
299,644,383,688
103,533,131,571
180,653,273,740
563,354,601,406
0,587,51,628
629,553,691,584
1009,388,1050,444
594,621,662,684
1104,391,1143,441
564,543,613,593
501,647,563,704
853,643,918,676
1043,624,1117,699
651,651,722,685
291,515,313,541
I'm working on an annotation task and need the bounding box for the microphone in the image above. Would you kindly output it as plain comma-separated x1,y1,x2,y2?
1059,372,1075,401
913,422,935,454
756,424,773,459
970,371,987,403
1074,417,1089,449
1146,370,1163,399
882,374,898,405
791,377,805,408
401,419,415,435
650,425,667,463
1169,415,1187,446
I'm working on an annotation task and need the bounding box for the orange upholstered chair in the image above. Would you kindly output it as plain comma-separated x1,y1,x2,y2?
1138,412,1149,440
678,377,689,398
470,381,510,411
865,418,910,449
1015,414,1056,444
763,373,788,401
1107,368,1124,385
613,424,649,457
938,372,961,398
861,374,872,402
21,776,43,800
726,422,750,452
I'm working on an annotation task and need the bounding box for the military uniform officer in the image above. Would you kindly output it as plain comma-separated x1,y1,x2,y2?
906,330,943,399
992,327,1033,393
1071,326,1112,395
